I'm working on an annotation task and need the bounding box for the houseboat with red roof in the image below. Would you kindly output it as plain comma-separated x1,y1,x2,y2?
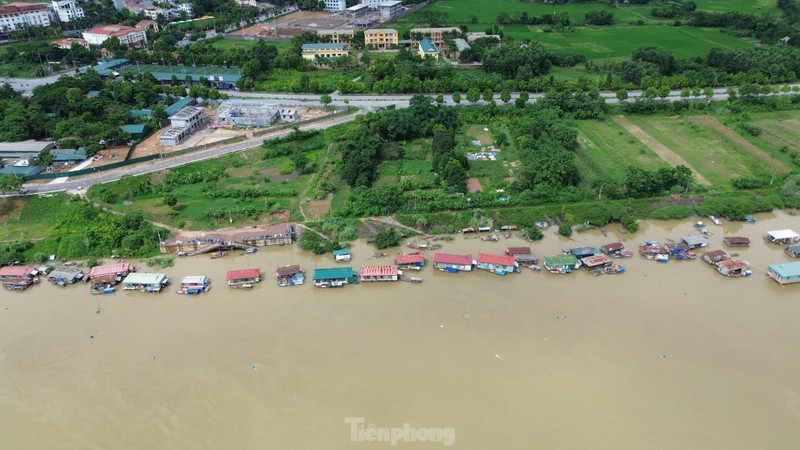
723,236,751,247
227,268,261,289
360,265,399,282
0,265,39,291
276,265,304,286
395,253,426,270
84,262,134,294
475,253,518,275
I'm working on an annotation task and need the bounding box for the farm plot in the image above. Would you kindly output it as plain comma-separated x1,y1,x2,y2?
737,111,800,166
624,116,777,186
574,118,670,185
694,0,775,13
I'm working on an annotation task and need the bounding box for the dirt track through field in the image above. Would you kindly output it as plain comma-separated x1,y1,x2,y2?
612,115,710,185
688,115,788,174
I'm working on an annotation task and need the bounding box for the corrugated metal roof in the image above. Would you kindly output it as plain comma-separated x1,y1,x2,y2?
360,265,398,277
769,262,800,277
122,272,167,284
396,254,425,264
433,253,472,265
477,253,515,266
505,247,531,255
226,268,260,281
181,275,208,285
0,266,35,277
580,254,612,267
276,265,302,276
87,262,131,278
768,230,799,240
313,267,356,280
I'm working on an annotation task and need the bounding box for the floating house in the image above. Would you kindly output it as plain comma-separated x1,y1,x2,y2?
723,236,751,247
276,265,304,287
227,268,261,288
121,272,169,293
785,244,800,258
177,276,210,294
663,242,696,260
360,265,399,282
569,246,598,259
85,262,134,285
600,242,623,256
312,267,359,287
333,249,351,262
580,254,613,271
767,261,800,285
716,259,752,278
764,230,800,245
544,255,581,274
702,250,729,265
505,247,538,265
475,253,518,275
0,265,39,291
47,268,84,286
396,253,426,268
432,253,473,272
639,241,668,261
681,235,709,249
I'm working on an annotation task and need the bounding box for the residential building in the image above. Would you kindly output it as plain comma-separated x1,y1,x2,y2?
301,43,350,60
52,37,89,50
0,3,51,31
475,253,518,274
432,253,473,272
215,101,280,128
136,19,159,33
280,109,299,121
158,127,191,146
176,2,193,17
52,0,84,23
362,0,383,9
83,25,148,47
418,38,439,59
364,28,397,49
324,0,345,12
767,261,800,285
235,0,257,6
316,29,354,44
378,1,401,20
409,27,460,47
226,268,262,287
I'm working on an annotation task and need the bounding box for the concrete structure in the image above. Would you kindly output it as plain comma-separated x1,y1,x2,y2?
409,27,460,47
418,38,439,59
168,106,205,131
83,25,148,47
453,38,471,54
52,37,89,50
301,43,350,60
280,109,299,121
316,29,354,44
0,3,51,31
215,101,280,128
235,0,257,6
158,127,191,146
0,140,54,160
52,0,84,23
378,1,401,20
362,0,384,9
165,97,194,116
364,28,397,49
324,0,346,12
135,19,159,33
346,3,368,17
177,2,193,17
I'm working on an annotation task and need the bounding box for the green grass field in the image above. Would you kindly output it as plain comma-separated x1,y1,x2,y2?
509,25,754,60
728,111,800,168
0,194,73,241
257,68,358,93
625,116,778,185
574,118,669,185
694,0,776,13
210,39,293,55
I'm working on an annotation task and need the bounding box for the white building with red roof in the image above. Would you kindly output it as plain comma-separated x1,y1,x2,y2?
0,3,51,31
433,253,473,272
475,253,518,274
395,253,426,267
360,265,399,282
82,24,147,47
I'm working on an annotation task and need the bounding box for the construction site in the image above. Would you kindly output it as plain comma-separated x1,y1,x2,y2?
231,10,380,39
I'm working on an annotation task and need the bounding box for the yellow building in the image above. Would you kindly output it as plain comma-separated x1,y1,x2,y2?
301,43,351,61
364,28,398,50
409,27,460,47
315,29,355,44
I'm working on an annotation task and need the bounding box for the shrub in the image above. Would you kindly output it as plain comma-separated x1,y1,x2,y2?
374,228,403,249
650,205,695,220
557,223,573,237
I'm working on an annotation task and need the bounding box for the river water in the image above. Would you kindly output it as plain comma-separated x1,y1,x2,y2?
2,212,800,449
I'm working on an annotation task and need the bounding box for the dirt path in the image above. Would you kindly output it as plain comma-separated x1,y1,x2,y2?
363,216,424,235
612,115,710,185
688,115,788,174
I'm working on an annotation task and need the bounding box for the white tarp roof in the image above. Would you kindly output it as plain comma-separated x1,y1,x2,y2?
767,230,800,239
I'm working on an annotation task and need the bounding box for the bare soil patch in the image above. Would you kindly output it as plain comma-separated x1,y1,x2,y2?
236,11,349,38
689,115,787,174
261,167,299,182
466,177,483,193
612,115,710,185
306,195,332,220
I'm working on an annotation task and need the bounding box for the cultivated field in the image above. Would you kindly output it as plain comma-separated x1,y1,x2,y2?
621,115,786,185
394,0,756,61
731,110,800,167
694,0,776,13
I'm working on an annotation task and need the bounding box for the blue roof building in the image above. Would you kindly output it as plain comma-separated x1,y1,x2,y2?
83,58,131,76
120,124,149,139
418,38,439,59
767,261,800,285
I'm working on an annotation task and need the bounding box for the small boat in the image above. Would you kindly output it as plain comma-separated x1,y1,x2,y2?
600,227,607,237
619,250,634,258
211,251,227,259
371,252,388,259
709,215,722,226
503,232,512,239
744,215,756,223
535,221,550,230
398,265,422,271
176,251,187,256
493,270,507,276
445,267,459,273
481,234,499,242
245,247,258,254
231,283,253,289
401,277,423,283
656,254,669,263
529,264,542,271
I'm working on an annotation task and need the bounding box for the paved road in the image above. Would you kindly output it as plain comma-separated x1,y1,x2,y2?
20,113,357,195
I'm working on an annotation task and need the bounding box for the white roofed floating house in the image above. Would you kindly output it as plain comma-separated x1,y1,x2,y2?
764,229,800,245
122,272,169,293
177,276,210,295
333,249,351,262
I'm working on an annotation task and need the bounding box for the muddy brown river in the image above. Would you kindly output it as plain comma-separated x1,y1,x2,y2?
2,212,800,449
